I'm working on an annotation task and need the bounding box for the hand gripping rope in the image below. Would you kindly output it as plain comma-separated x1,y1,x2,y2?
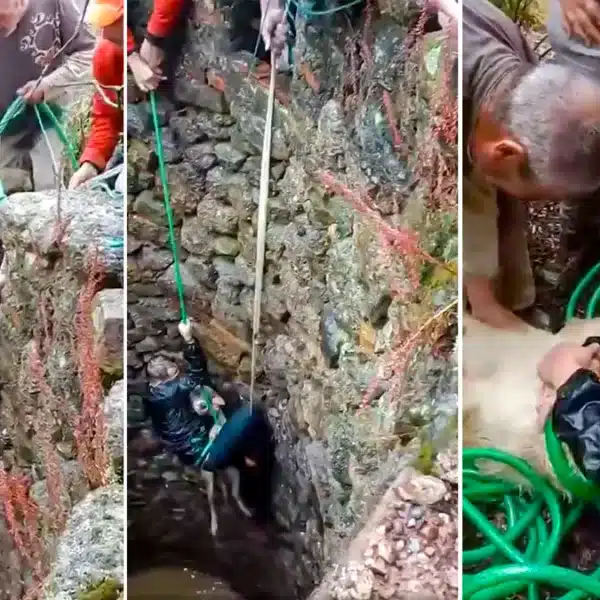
463,262,600,600
0,97,78,200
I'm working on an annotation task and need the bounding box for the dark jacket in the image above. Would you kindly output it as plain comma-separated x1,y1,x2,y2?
143,340,214,466
552,362,600,485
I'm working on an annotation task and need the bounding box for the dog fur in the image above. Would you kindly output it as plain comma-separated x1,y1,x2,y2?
463,314,600,490
201,412,253,537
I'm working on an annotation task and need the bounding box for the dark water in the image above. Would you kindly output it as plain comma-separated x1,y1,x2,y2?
128,567,246,600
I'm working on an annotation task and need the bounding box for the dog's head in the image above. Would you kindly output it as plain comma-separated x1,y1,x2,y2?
190,385,225,416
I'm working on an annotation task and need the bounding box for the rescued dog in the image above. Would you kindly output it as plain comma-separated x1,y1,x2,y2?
463,313,600,490
191,389,253,537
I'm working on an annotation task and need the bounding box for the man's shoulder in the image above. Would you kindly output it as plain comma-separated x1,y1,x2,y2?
463,0,529,55
93,39,125,85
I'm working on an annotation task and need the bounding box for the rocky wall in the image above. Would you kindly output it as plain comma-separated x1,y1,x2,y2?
127,1,457,598
0,187,124,599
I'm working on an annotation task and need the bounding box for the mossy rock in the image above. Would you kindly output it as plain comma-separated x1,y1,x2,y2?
77,579,122,600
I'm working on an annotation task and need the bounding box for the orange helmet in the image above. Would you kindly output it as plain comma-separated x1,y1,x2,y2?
86,0,123,29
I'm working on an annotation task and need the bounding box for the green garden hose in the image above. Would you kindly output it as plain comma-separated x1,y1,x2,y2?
463,263,600,599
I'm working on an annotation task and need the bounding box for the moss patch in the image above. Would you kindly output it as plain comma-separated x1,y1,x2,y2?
77,578,122,600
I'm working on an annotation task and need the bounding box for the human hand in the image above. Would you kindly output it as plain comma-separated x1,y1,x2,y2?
17,79,49,104
426,0,459,35
68,162,99,189
560,0,600,46
139,38,166,71
260,5,287,59
537,341,600,390
178,319,194,342
128,52,164,92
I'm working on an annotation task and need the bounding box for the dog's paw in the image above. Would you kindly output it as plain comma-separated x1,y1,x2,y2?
210,521,218,537
239,504,253,518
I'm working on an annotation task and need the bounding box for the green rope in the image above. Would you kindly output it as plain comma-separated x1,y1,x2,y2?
36,103,78,170
0,98,27,200
0,96,78,198
290,0,364,17
149,91,188,323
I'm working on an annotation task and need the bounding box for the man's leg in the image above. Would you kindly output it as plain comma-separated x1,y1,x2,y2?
30,129,63,191
496,192,535,312
0,133,32,176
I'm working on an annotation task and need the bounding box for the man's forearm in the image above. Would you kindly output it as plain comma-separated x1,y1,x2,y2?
43,49,94,101
183,340,209,383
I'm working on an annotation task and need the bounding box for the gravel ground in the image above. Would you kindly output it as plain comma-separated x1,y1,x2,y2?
328,445,459,600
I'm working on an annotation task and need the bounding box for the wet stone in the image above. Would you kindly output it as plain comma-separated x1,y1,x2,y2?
214,142,247,171
213,237,240,257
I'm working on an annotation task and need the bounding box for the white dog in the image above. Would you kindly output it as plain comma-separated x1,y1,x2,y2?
463,314,600,490
190,388,253,537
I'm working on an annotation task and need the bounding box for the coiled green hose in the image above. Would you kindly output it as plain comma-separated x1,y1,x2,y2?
463,263,600,599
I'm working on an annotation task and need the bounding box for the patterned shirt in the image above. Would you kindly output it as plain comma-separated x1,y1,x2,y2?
0,0,94,142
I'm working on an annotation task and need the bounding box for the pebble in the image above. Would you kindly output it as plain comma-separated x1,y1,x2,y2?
377,542,394,564
421,524,439,542
397,474,447,506
369,557,387,576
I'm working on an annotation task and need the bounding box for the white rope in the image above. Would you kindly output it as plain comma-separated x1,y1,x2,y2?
249,58,277,409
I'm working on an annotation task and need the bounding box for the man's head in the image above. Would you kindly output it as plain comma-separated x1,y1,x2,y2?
471,63,600,200
190,386,225,417
0,0,28,34
147,355,179,386
86,0,123,44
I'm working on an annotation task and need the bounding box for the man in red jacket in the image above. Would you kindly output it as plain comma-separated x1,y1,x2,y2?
127,0,186,92
69,0,124,189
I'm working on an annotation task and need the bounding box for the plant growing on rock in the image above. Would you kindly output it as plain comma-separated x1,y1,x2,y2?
74,253,110,489
321,5,457,423
0,245,112,599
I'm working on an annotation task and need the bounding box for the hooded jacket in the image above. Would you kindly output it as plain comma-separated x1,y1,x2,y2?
552,337,600,485
143,340,215,466
79,38,123,170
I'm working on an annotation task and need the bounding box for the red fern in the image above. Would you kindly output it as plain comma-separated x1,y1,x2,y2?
28,344,68,534
73,252,109,489
0,469,42,569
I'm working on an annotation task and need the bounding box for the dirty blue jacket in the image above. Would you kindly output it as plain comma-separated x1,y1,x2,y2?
144,341,214,466
553,369,600,485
